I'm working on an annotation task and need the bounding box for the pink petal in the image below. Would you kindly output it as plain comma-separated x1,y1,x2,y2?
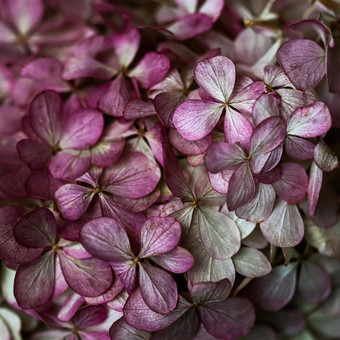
73,305,107,328
204,142,246,173
150,246,194,273
139,262,178,314
29,90,63,146
173,100,224,140
59,252,113,297
277,39,325,90
124,100,156,120
14,208,56,248
308,161,323,217
256,166,282,185
272,163,308,204
314,139,338,172
260,199,304,247
285,135,315,160
195,56,235,102
197,207,240,260
190,279,231,304
14,252,55,309
58,293,85,322
199,0,224,21
287,102,332,138
100,151,160,199
276,88,306,121
252,94,280,125
55,184,95,221
80,217,133,263
166,13,213,40
208,169,233,194
129,52,170,89
227,162,255,211
264,65,291,89
250,144,283,174
235,183,276,224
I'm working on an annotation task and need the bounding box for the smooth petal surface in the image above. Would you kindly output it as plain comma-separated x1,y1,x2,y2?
287,102,331,138
139,262,178,314
173,100,224,140
14,252,55,309
277,39,325,90
139,217,181,258
14,208,56,248
260,199,304,247
195,56,235,102
197,207,240,260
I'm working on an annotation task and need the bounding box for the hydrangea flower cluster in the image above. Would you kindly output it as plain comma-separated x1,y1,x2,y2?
0,0,340,339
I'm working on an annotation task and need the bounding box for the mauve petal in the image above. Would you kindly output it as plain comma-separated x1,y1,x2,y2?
0,21,16,44
191,279,231,304
110,318,151,340
308,162,323,217
129,52,170,89
276,88,306,121
14,252,55,309
277,39,325,90
252,94,280,125
195,56,235,102
139,262,178,314
150,246,194,273
173,100,224,140
298,261,331,304
198,298,255,340
14,208,56,248
224,107,253,150
227,162,255,211
21,58,70,92
235,183,275,223
250,144,283,174
314,140,338,172
285,135,315,160
0,206,42,263
256,166,282,185
60,109,104,149
29,90,63,146
199,0,224,21
205,142,246,173
62,243,92,259
58,292,85,322
287,102,332,138
232,247,271,278
260,199,304,247
124,289,191,332
7,0,44,34
79,331,110,340
139,217,181,258
81,217,133,263
166,13,213,41
91,139,125,168
198,207,240,260
49,149,91,180
246,262,298,311
208,170,233,195
59,252,113,297
73,305,107,328
17,139,51,171
101,151,160,199
250,117,286,156
117,263,137,293
124,100,156,120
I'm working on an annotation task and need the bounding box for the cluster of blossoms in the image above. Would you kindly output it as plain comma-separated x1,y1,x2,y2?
1,0,340,339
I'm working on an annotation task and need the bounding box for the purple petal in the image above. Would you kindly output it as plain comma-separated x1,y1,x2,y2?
29,90,63,146
276,39,325,90
14,252,55,309
287,101,331,138
208,170,233,194
235,183,276,223
173,100,224,140
150,246,194,273
110,318,151,340
73,305,107,328
58,292,85,322
59,252,113,297
204,142,246,173
190,279,231,304
124,289,191,332
232,247,271,278
227,162,255,211
272,163,308,204
14,208,56,248
260,199,304,247
285,135,315,160
139,262,178,314
314,140,338,172
129,52,170,89
250,117,286,156
198,298,255,340
80,217,133,263
55,184,94,221
252,94,280,125
198,207,240,260
276,88,306,121
124,100,156,120
256,166,282,185
250,144,283,174
0,206,42,263
308,162,323,217
246,262,298,311
298,261,331,304
195,56,235,102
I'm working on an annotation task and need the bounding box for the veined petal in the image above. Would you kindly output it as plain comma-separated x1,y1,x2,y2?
110,318,151,340
285,135,315,160
308,161,323,217
314,140,338,172
191,279,231,304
